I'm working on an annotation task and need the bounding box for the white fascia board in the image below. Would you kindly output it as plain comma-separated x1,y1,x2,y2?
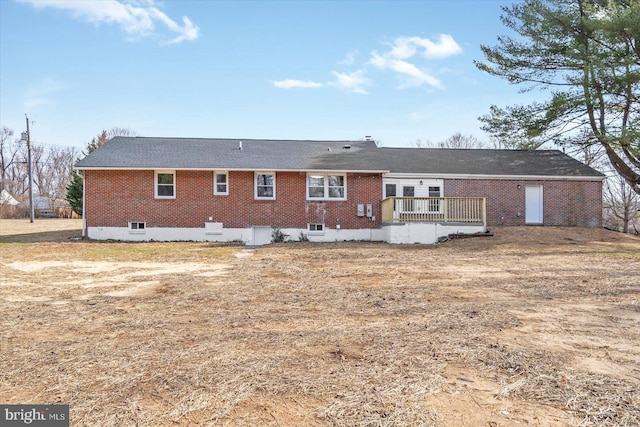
383,172,606,181
75,166,389,174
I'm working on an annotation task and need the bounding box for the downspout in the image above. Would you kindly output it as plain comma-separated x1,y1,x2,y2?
80,170,86,238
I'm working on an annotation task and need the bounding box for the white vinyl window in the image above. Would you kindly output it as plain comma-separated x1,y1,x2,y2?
428,186,441,212
308,175,325,198
255,172,275,199
307,173,346,200
308,223,325,235
155,171,175,198
214,171,228,195
128,222,146,233
385,183,397,198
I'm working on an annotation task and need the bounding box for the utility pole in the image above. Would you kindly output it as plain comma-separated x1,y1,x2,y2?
20,114,35,223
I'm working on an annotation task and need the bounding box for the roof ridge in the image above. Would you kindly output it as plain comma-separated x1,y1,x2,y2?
114,136,367,143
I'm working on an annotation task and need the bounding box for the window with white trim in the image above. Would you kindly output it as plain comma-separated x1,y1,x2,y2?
308,223,325,234
307,173,346,200
255,172,275,199
129,222,146,233
308,175,325,198
214,171,228,195
385,183,397,198
428,186,441,212
155,171,175,198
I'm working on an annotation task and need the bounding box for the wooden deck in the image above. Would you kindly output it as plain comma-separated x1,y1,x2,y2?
381,197,486,225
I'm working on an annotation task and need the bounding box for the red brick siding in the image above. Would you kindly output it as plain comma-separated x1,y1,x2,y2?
85,170,382,229
444,179,602,227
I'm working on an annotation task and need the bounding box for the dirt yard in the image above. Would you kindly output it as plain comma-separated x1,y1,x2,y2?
0,220,638,426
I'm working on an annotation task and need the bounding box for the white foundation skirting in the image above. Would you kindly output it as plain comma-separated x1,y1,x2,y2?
87,226,386,245
383,222,486,244
87,223,484,245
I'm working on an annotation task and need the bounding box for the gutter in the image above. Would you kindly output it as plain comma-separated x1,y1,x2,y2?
383,172,606,181
74,166,391,174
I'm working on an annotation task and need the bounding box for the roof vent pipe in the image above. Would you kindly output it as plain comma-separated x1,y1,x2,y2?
239,141,243,150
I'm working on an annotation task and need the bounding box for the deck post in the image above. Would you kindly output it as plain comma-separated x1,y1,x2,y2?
482,197,487,226
443,198,448,223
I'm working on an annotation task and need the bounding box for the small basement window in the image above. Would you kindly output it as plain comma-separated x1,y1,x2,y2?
308,223,325,235
129,222,146,233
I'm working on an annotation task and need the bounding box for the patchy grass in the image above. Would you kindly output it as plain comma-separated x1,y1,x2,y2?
1,223,639,426
0,219,83,243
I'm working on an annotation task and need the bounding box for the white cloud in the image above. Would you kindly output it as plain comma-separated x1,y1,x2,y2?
369,52,442,89
388,35,462,59
368,34,460,90
272,72,368,94
272,79,324,89
329,70,370,95
269,35,459,94
387,38,418,60
421,34,462,59
18,0,199,44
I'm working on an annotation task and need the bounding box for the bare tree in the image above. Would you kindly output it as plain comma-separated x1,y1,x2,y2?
437,133,484,149
1,124,84,217
0,127,19,193
29,144,46,207
0,133,29,200
86,127,138,153
603,171,639,234
414,134,484,149
412,139,432,148
34,146,80,213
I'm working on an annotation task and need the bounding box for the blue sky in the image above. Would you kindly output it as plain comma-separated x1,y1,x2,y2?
0,0,529,150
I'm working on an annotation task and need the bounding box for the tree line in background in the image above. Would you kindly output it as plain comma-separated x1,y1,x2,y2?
0,127,135,219
0,126,78,218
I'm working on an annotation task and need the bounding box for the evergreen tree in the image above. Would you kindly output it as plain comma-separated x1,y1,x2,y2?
476,0,640,193
66,127,137,216
66,172,83,216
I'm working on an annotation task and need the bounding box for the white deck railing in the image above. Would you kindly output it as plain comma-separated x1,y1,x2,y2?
381,197,486,224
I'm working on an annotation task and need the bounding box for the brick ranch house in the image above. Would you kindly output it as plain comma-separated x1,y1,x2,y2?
74,137,604,245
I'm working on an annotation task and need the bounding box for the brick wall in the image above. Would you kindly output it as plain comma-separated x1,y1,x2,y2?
85,170,602,230
85,170,382,229
444,178,603,227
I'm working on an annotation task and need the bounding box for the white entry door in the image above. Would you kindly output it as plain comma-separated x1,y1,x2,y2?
525,186,543,224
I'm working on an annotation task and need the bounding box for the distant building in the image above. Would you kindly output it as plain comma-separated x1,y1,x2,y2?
0,189,19,206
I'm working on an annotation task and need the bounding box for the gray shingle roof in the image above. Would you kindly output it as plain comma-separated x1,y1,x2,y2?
369,148,605,177
75,137,604,178
75,137,385,172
